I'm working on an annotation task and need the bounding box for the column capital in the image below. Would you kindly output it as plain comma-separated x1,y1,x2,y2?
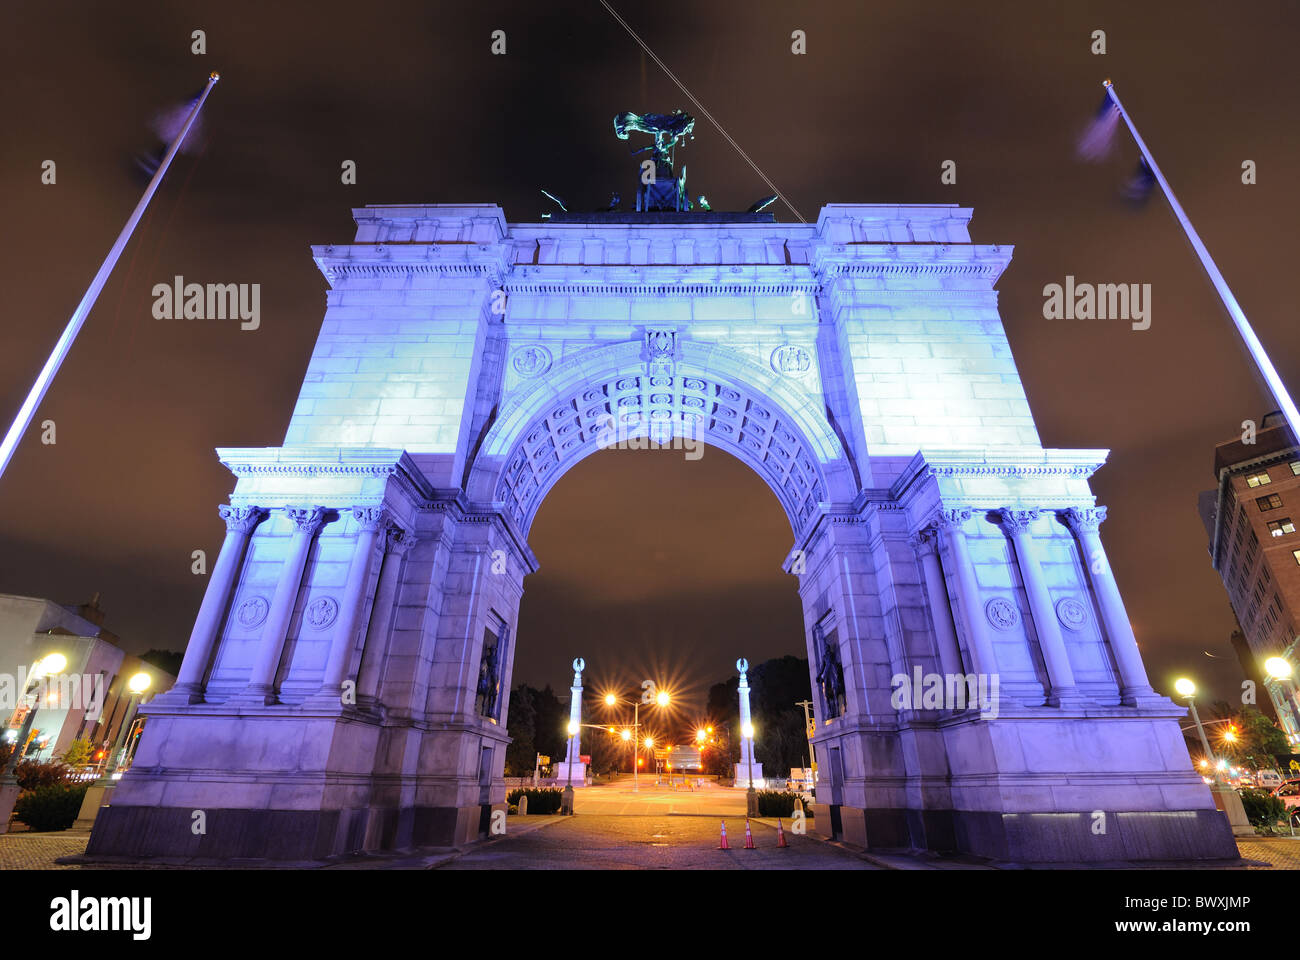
385,524,414,555
933,507,973,531
286,505,327,535
1064,506,1107,535
219,504,265,535
996,508,1040,535
353,505,392,533
908,527,939,553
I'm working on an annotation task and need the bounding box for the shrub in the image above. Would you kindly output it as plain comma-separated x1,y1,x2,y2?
14,784,88,832
755,790,810,818
15,761,73,790
505,787,563,814
1240,789,1288,831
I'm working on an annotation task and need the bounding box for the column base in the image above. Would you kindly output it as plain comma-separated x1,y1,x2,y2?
148,684,205,707
224,685,278,707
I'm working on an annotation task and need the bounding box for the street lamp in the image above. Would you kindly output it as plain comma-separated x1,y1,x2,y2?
95,671,152,785
1264,657,1300,742
603,685,669,793
1175,676,1254,838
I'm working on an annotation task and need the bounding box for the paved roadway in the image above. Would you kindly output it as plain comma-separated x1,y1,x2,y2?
439,814,880,870
568,776,751,816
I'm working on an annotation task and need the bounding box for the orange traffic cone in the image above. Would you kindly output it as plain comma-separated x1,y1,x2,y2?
718,820,730,849
777,817,788,848
743,818,755,849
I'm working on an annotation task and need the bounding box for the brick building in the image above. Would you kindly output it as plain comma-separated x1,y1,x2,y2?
1200,412,1300,744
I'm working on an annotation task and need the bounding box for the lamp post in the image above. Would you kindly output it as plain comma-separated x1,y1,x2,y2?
1176,676,1254,838
0,653,67,834
95,672,152,785
604,685,669,793
1176,678,1218,781
1264,657,1300,745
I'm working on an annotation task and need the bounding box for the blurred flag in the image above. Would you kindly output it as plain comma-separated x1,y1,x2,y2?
1122,157,1157,206
1076,94,1120,162
132,85,206,180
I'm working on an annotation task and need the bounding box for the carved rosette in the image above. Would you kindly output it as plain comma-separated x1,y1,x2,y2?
286,506,327,536
984,596,1021,631
511,345,552,378
1064,506,1107,535
306,596,339,630
1055,596,1089,631
235,595,269,629
219,505,265,535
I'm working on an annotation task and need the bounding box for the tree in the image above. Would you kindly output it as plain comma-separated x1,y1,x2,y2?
140,649,182,677
1208,701,1290,770
60,738,93,768
503,684,568,775
504,686,537,776
749,656,813,776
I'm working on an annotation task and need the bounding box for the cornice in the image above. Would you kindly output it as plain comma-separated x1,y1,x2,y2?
311,243,511,288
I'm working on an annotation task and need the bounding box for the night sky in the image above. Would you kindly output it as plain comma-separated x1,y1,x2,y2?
2,1,1297,707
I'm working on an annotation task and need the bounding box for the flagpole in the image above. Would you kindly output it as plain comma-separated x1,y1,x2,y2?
1103,79,1300,441
0,72,221,481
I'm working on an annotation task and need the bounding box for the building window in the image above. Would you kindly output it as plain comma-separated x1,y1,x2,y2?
1258,494,1284,511
1268,518,1296,537
1246,470,1273,488
1291,461,1300,476
1293,549,1300,565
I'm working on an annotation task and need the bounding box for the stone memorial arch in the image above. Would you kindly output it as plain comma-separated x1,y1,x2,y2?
87,201,1237,862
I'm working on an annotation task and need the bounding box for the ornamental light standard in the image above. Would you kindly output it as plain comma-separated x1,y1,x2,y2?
1265,657,1300,747
101,672,153,781
604,685,669,793
1175,676,1254,838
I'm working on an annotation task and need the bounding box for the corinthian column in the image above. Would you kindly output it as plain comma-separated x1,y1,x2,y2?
236,505,326,705
1064,506,1158,705
997,509,1083,707
933,508,999,682
307,506,389,707
161,505,265,705
909,527,967,679
356,524,412,706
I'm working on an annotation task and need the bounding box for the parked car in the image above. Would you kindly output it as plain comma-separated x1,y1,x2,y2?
1257,770,1284,790
1270,779,1300,824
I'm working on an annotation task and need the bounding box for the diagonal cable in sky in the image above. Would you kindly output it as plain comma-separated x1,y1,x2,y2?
596,0,807,223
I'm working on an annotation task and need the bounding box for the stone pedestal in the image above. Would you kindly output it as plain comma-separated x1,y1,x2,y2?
73,780,117,830
1211,783,1257,838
